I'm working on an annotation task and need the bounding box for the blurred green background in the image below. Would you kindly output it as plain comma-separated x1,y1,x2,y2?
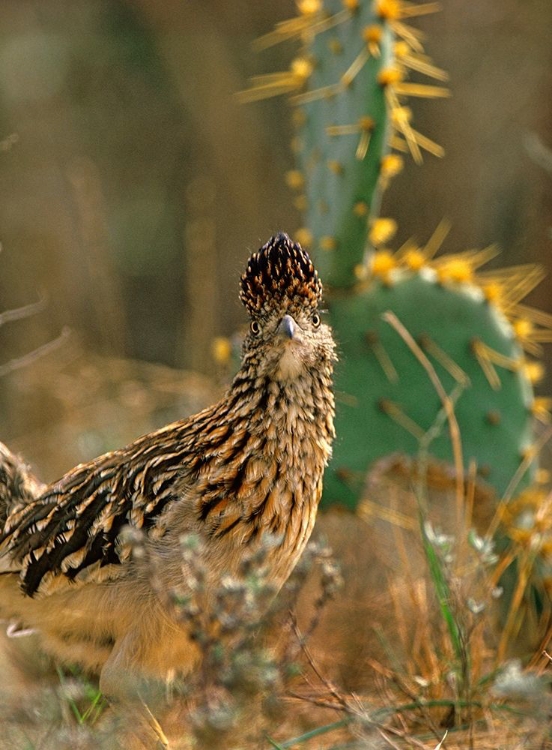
0,0,550,482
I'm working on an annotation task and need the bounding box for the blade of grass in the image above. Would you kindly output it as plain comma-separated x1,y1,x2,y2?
266,718,352,748
419,519,464,663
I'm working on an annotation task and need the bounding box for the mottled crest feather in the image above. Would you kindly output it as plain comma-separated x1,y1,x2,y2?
240,233,322,316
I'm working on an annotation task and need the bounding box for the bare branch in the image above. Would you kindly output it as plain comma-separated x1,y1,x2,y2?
0,293,48,327
0,326,71,377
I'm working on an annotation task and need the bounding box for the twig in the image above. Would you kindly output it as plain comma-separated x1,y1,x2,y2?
502,426,552,505
290,619,346,710
0,327,71,377
0,293,47,327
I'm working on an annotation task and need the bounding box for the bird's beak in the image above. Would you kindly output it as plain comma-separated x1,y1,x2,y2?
277,314,296,340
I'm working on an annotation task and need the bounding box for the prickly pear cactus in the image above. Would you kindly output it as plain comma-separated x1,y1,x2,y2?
290,1,393,288
240,0,447,288
241,0,551,510
324,248,547,506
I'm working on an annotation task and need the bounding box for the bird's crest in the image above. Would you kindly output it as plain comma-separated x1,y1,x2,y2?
240,233,322,316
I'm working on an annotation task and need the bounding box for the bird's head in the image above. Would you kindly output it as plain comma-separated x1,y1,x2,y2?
240,233,336,382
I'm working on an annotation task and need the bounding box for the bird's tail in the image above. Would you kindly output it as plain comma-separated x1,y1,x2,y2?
0,442,44,528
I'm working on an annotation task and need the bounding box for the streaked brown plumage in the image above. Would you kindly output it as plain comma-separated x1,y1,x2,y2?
0,233,336,745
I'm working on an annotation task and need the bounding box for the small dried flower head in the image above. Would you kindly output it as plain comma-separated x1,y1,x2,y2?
492,660,545,701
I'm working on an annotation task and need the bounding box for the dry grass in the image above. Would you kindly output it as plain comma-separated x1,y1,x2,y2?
1,325,551,748
1,473,551,749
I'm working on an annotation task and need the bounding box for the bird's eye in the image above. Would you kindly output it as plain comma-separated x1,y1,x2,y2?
312,312,321,328
250,320,261,336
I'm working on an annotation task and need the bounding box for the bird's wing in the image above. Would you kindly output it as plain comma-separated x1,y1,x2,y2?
0,428,193,597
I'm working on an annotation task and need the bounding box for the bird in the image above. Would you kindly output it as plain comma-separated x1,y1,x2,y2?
0,233,336,747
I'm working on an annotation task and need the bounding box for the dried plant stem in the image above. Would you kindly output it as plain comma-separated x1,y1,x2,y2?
382,311,465,523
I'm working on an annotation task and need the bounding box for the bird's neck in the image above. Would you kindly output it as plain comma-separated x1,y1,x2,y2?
225,364,335,446
191,362,335,585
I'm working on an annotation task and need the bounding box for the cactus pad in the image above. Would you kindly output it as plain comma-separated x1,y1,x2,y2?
324,251,547,507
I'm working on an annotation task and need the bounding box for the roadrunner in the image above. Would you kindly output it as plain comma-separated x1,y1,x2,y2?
0,233,336,745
